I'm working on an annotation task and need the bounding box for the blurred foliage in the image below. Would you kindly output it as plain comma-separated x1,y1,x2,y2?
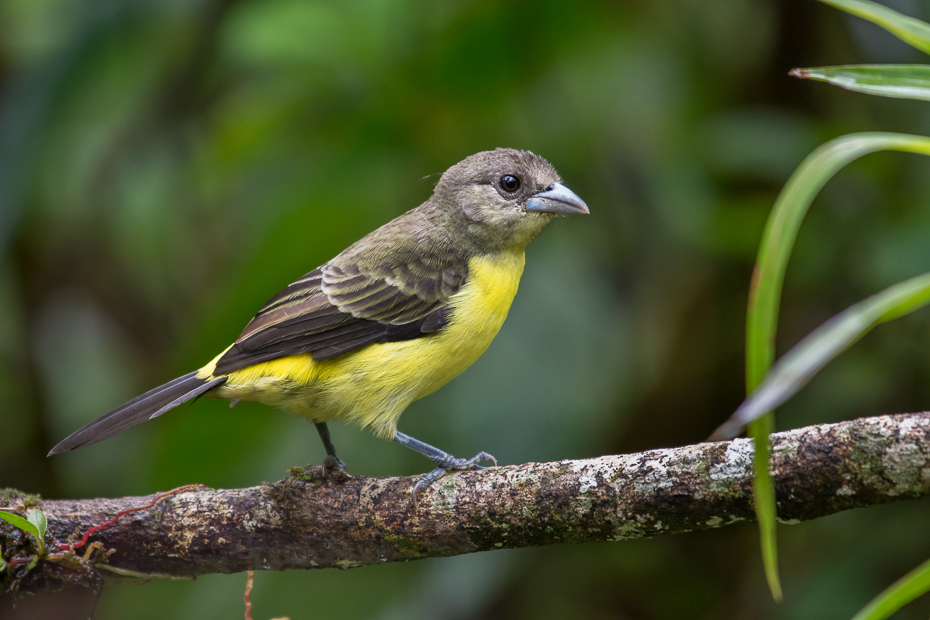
1,0,930,618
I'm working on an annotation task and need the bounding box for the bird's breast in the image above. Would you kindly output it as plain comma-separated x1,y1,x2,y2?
312,247,526,434
417,247,526,391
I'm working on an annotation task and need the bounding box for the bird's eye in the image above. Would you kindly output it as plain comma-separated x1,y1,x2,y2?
499,175,520,193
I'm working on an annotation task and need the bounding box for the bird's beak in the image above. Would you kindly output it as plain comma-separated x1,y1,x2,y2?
525,183,590,215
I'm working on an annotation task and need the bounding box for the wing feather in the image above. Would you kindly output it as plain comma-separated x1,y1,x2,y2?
212,246,467,375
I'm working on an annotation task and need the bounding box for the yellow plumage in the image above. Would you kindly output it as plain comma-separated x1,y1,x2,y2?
201,248,526,439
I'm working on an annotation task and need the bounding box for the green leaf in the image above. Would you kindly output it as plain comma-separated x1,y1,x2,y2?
717,273,930,439
791,65,930,101
0,509,48,555
748,416,781,601
819,0,930,55
0,510,40,540
26,509,47,542
852,557,930,620
745,132,930,397
741,132,930,600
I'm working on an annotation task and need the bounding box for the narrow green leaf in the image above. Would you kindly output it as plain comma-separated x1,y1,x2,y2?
0,510,40,540
791,65,930,101
819,0,930,55
749,416,781,601
745,133,930,395
26,509,47,542
743,132,930,600
717,273,930,439
852,557,930,620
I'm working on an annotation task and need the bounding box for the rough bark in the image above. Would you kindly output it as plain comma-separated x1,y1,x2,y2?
2,412,929,585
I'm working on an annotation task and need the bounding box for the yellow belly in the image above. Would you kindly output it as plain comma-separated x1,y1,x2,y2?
201,249,526,439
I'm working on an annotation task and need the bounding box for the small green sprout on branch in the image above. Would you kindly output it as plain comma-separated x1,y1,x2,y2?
0,509,47,558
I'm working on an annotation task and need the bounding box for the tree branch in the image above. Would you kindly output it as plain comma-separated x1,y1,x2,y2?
2,412,929,584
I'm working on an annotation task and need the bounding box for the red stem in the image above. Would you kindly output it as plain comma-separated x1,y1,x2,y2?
244,570,254,620
55,484,205,552
4,484,202,573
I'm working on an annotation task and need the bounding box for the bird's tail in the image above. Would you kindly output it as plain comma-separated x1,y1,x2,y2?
48,371,227,455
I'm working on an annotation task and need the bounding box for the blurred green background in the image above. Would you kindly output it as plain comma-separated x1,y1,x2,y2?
2,0,930,618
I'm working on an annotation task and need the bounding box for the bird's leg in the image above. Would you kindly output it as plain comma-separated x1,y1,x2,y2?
313,422,347,473
393,430,496,506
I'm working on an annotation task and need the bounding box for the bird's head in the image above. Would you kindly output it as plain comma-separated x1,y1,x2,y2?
432,148,589,252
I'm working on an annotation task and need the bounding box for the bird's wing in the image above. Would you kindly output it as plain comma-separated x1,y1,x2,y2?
212,253,466,375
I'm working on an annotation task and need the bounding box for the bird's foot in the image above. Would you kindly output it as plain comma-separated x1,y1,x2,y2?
412,451,497,508
322,454,348,475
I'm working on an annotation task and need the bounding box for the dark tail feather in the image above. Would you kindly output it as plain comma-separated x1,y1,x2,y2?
48,371,227,455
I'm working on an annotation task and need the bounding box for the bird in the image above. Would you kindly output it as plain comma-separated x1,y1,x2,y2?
48,148,589,500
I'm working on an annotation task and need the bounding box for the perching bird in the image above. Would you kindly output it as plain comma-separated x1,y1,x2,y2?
49,148,589,498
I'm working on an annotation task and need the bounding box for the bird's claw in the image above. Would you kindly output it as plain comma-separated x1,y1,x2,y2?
412,451,497,508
